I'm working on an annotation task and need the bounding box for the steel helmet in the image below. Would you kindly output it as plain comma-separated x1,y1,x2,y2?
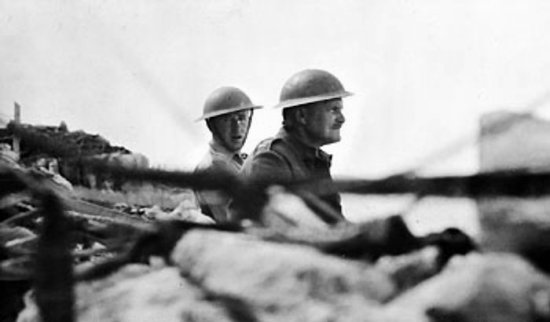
196,86,262,121
275,69,353,109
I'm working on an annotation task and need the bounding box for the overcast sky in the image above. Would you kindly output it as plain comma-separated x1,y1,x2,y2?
3,0,550,178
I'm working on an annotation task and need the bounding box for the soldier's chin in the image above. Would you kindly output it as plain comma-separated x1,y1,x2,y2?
324,132,341,144
329,130,342,143
226,139,244,152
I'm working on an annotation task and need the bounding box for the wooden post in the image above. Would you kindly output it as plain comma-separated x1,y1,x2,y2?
13,102,20,158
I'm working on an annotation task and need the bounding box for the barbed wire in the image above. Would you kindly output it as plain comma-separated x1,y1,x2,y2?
395,89,550,176
0,111,12,119
10,119,550,196
6,89,550,224
345,89,550,217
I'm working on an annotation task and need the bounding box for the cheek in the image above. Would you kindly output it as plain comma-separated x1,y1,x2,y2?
240,120,250,131
320,116,334,130
216,123,233,137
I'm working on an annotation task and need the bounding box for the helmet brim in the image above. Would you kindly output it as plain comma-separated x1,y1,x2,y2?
195,104,263,122
274,91,353,109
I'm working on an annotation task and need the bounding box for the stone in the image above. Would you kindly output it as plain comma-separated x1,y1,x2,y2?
478,197,550,271
169,200,215,224
171,230,395,322
383,253,550,322
375,247,440,293
17,264,234,322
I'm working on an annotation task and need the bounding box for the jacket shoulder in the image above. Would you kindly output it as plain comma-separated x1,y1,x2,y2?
242,137,292,181
252,137,285,155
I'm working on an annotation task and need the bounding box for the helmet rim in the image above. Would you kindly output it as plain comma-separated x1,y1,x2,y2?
274,90,352,109
275,69,353,109
196,86,262,122
195,104,262,121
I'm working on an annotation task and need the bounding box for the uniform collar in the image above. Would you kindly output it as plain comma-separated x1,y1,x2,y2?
209,139,247,163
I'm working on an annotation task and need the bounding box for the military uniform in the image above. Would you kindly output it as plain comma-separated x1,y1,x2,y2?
241,127,343,221
195,140,246,222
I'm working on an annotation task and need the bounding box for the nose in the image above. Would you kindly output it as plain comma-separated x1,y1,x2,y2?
336,110,345,124
231,118,247,132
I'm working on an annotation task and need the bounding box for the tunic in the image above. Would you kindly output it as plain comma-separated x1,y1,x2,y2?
241,127,343,222
194,140,246,222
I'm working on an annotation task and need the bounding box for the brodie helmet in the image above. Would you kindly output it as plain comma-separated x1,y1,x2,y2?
275,69,352,109
196,86,262,121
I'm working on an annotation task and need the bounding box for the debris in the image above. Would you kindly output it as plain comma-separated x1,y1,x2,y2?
3,121,550,322
171,230,394,322
383,253,550,322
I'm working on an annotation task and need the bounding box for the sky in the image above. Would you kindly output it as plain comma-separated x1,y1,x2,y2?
3,0,550,178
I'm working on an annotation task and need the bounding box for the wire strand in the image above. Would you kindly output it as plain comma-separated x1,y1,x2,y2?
396,89,550,176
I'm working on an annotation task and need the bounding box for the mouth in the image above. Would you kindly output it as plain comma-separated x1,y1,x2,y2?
231,135,244,141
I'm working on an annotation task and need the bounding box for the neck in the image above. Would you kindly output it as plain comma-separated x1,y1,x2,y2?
287,126,322,149
212,137,240,154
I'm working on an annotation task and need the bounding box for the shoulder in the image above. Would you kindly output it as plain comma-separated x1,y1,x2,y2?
241,137,293,181
195,149,226,172
246,137,284,165
194,150,213,172
251,137,295,159
252,137,282,154
248,137,295,168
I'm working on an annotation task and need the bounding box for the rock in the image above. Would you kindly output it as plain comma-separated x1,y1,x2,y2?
478,197,550,271
383,253,550,322
77,267,230,322
375,247,440,293
143,204,165,220
142,201,215,224
0,144,20,168
49,173,74,191
169,200,215,224
17,265,234,322
171,230,395,322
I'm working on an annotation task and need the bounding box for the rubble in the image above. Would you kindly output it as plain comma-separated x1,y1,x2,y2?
479,197,550,272
375,246,440,293
383,253,550,322
3,122,550,322
1,121,148,189
171,230,394,322
14,228,550,322
17,265,234,322
0,122,129,162
74,266,233,322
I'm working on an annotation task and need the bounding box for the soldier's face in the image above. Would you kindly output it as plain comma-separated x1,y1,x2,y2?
302,99,345,146
211,109,252,152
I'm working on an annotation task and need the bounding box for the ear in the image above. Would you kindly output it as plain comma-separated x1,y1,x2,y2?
296,108,307,125
206,119,219,140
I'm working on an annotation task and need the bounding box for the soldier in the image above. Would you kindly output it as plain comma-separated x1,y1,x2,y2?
195,86,262,222
241,69,352,224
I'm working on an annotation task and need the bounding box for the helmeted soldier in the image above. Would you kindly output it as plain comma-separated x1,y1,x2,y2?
241,69,352,224
195,86,262,222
